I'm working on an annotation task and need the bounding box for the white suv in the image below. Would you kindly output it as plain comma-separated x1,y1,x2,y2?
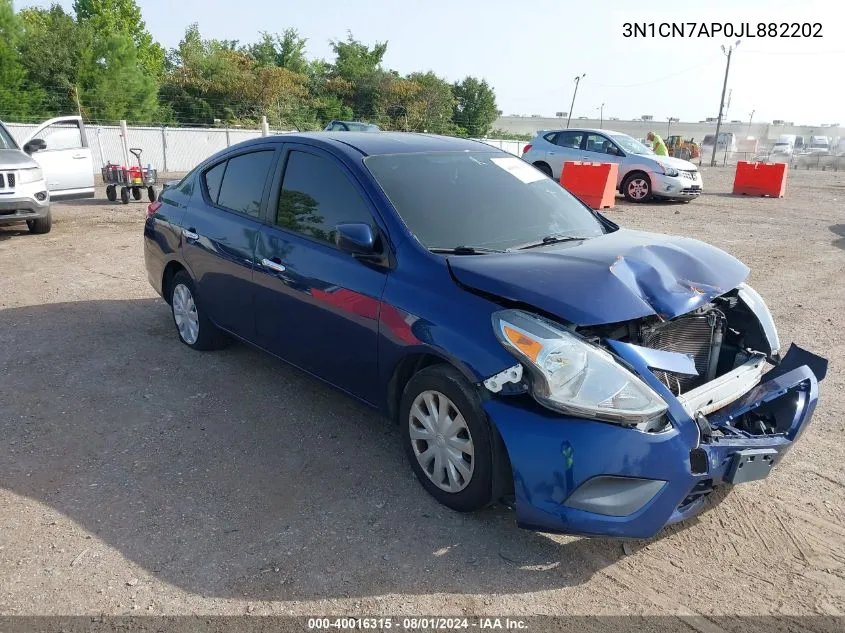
0,116,95,234
521,128,704,202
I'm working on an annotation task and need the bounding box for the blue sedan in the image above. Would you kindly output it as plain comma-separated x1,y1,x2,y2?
144,132,826,538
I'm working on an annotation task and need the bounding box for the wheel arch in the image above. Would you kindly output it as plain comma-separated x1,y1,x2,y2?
620,169,652,193
161,260,188,305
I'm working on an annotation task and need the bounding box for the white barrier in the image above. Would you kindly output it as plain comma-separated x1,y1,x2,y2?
4,122,528,173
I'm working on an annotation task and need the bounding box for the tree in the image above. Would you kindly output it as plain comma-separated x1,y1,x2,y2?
405,72,456,134
78,33,158,122
0,0,42,120
452,76,498,137
73,0,165,77
247,28,308,73
17,5,92,117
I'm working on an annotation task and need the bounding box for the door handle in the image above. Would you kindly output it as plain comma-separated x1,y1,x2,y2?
72,154,87,159
182,228,199,241
261,258,286,273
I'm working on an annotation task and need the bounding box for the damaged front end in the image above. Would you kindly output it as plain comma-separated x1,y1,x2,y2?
479,283,827,538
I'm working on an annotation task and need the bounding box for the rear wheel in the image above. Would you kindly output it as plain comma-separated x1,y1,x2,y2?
622,172,652,202
169,271,226,350
399,364,494,512
533,161,553,178
132,187,142,200
106,185,116,201
120,187,130,204
147,186,157,202
26,211,52,234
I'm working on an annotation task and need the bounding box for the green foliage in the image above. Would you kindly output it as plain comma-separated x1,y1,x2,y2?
453,77,499,137
2,8,502,137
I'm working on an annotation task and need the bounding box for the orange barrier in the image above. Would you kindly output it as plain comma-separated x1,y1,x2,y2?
560,161,618,209
732,161,788,198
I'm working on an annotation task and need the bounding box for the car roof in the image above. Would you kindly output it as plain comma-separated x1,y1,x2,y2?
538,128,626,136
258,131,495,157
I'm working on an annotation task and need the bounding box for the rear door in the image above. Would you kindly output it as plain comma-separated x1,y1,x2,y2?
180,145,278,341
24,116,94,199
253,143,390,403
547,130,586,179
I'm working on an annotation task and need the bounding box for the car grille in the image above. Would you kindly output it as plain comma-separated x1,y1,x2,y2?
680,170,698,180
0,172,14,189
680,187,702,194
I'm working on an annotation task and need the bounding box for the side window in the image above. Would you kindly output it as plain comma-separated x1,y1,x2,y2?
276,150,373,245
555,132,584,149
36,120,83,151
216,150,275,217
203,162,225,203
543,132,558,144
585,134,613,154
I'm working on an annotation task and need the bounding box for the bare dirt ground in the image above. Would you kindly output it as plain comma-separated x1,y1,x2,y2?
0,166,843,622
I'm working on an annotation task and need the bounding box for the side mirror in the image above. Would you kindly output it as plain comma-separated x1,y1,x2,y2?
335,222,378,258
23,138,46,154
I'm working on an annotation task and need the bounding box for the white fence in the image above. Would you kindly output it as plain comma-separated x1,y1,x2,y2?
5,122,528,174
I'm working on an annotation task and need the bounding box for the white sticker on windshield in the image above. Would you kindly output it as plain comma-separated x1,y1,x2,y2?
490,157,547,184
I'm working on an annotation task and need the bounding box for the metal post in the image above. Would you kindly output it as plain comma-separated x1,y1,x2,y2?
225,126,231,147
161,126,168,174
711,42,739,167
599,103,605,129
119,119,130,167
566,74,585,129
260,116,270,137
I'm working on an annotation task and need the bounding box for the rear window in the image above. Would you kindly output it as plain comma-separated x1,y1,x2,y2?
215,150,275,217
203,162,225,202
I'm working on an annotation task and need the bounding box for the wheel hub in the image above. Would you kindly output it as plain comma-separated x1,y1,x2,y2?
172,283,199,345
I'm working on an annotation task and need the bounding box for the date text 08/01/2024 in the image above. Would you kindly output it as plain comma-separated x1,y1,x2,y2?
623,22,822,38
307,618,528,630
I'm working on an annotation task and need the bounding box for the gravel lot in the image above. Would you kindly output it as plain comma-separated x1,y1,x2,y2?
0,166,843,621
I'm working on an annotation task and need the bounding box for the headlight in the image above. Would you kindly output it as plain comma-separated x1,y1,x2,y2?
658,163,679,177
17,167,44,184
492,309,668,425
737,283,780,356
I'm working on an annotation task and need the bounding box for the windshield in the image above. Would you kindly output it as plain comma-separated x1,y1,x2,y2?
365,151,606,251
610,134,653,155
0,122,18,150
347,122,379,131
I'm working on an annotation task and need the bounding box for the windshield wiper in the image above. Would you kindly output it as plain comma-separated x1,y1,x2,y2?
429,245,505,255
514,234,591,250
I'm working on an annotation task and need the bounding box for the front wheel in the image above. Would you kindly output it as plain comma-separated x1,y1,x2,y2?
623,173,652,202
106,185,116,202
120,187,130,204
132,187,142,200
26,211,52,234
147,186,157,202
400,364,494,512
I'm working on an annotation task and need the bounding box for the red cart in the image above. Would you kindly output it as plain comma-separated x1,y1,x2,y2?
102,148,158,204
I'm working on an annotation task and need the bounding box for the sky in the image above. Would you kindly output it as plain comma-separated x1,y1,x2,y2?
16,0,845,125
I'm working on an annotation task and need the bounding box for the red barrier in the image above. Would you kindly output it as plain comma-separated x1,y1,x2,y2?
732,161,788,198
560,161,618,209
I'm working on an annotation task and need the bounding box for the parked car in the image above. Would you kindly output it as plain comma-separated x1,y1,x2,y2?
521,128,703,202
144,132,825,539
324,120,381,132
0,115,95,234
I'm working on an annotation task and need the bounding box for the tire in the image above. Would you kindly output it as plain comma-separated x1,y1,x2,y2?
399,364,494,512
169,271,226,351
533,162,553,178
120,187,130,204
147,186,157,202
132,187,142,200
622,172,652,202
26,211,52,234
106,185,116,202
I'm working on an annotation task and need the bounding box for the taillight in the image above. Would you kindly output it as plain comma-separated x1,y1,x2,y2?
522,144,532,154
146,201,162,218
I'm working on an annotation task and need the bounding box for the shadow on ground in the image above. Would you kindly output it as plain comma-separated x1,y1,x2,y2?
0,299,711,601
830,225,845,250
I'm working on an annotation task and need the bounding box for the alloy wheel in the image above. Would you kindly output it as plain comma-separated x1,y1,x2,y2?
172,283,200,345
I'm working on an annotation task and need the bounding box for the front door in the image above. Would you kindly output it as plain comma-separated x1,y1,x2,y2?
180,146,278,340
253,144,389,404
583,133,625,186
25,117,94,199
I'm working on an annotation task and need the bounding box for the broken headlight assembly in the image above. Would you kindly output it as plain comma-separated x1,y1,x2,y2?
492,309,668,426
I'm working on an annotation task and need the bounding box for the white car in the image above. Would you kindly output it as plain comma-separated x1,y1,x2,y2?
0,116,94,234
521,128,703,202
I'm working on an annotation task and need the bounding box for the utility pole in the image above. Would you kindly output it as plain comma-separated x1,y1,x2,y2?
566,74,585,129
598,102,605,128
711,40,740,166
747,109,755,137
667,117,678,138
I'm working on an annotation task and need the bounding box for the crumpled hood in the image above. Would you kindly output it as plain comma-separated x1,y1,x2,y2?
447,229,749,326
0,149,39,169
